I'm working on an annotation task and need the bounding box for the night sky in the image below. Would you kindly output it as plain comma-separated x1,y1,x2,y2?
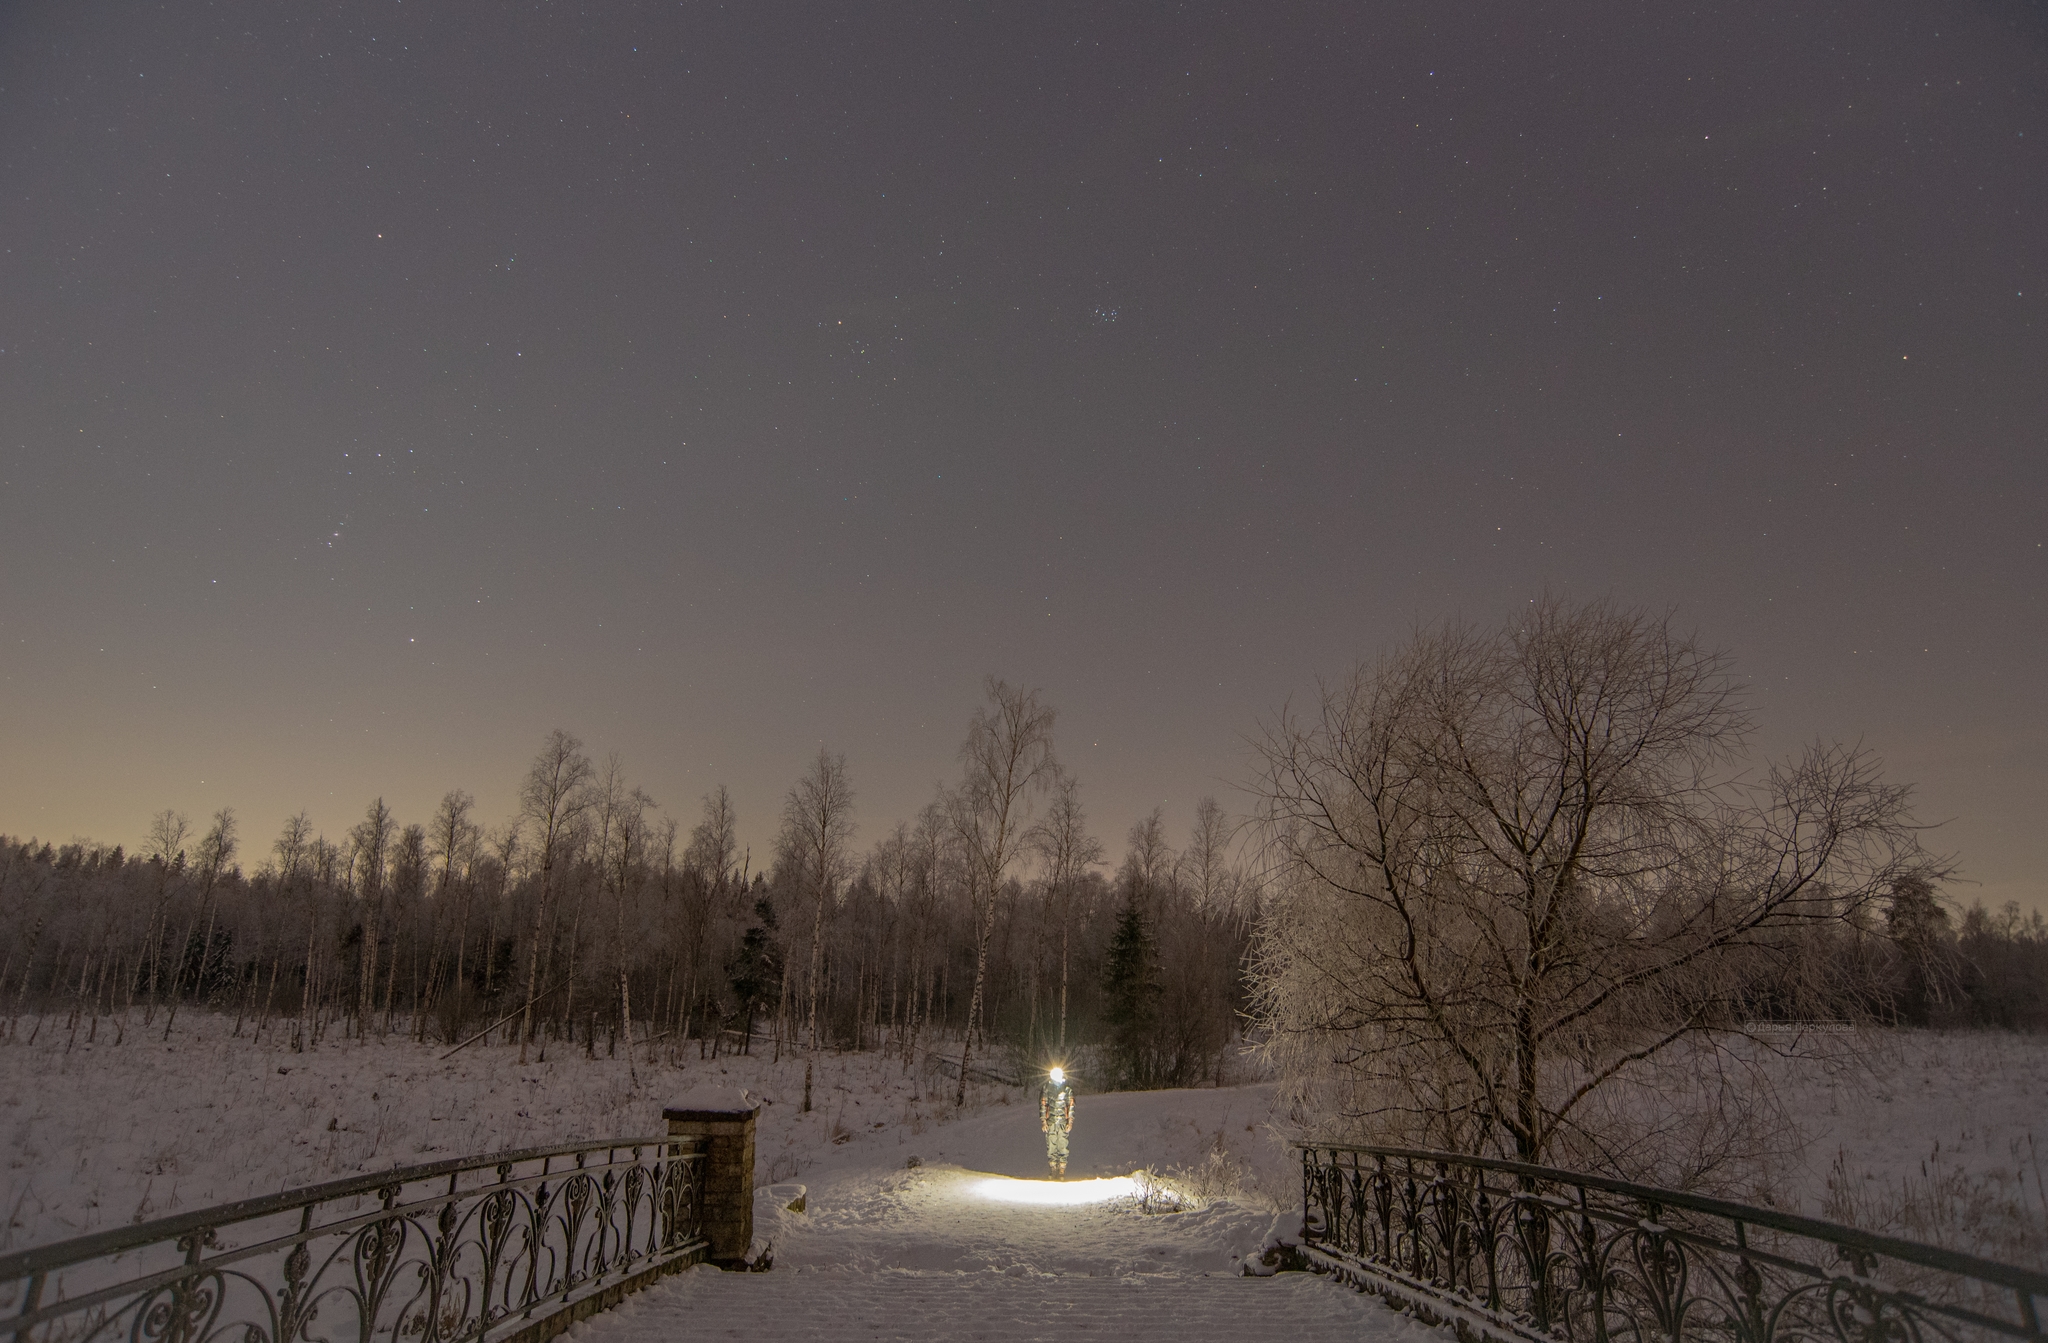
3,2,2043,911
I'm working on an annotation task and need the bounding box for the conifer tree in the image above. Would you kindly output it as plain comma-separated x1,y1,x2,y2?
1101,892,1160,1087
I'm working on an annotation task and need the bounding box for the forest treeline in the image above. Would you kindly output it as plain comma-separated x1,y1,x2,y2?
1,655,2043,1127
0,682,1253,1092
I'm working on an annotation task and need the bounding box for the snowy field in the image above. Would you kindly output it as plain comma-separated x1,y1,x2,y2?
2,1015,2042,1277
1770,1029,2048,1264
0,1015,1038,1247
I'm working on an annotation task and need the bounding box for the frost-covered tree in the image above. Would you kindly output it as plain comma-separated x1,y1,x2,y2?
951,678,1059,1105
1249,597,1944,1186
779,749,855,1058
1029,770,1103,1051
347,799,395,1037
516,731,593,1063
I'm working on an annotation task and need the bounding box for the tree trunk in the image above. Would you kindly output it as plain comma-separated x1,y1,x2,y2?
956,884,997,1107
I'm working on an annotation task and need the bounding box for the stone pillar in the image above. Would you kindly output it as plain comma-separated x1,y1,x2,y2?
664,1089,759,1268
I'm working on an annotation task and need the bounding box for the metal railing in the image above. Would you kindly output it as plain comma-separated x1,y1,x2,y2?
1,1137,707,1343
1298,1144,2048,1343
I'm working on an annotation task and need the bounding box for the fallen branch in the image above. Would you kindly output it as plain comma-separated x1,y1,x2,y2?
440,980,567,1060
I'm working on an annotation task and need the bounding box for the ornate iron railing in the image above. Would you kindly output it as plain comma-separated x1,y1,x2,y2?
0,1137,707,1343
1299,1144,2047,1343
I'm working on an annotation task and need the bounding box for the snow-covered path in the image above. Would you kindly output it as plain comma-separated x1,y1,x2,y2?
587,1267,1423,1342
569,1089,1433,1343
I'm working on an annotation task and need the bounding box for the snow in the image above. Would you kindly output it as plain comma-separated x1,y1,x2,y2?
967,1175,1139,1205
1778,1029,2047,1196
0,1016,1021,1247
574,1086,1437,1342
580,1266,1437,1342
2,1016,1429,1341
1769,1029,2048,1262
2,1013,2042,1343
666,1085,760,1116
746,1087,1296,1278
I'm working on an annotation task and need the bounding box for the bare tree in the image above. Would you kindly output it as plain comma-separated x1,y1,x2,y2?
484,822,521,1006
273,813,313,889
580,755,630,1051
139,809,189,1020
163,807,236,1039
593,764,654,1078
686,786,740,891
386,824,428,1032
681,787,741,1049
1249,597,1944,1187
780,750,856,1068
348,799,395,1037
867,822,915,1051
952,678,1059,1106
1182,796,1236,911
1121,808,1173,905
898,799,953,1074
427,789,479,1036
517,730,594,1064
271,812,315,1048
1029,770,1102,1052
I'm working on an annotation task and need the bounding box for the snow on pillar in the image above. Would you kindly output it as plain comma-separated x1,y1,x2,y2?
664,1088,760,1268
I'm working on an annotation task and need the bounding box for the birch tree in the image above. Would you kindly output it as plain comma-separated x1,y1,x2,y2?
603,779,653,1076
139,810,188,1020
682,787,741,1047
779,749,855,1106
162,807,236,1038
427,789,479,1036
348,799,394,1037
271,812,315,1049
1029,770,1102,1052
953,678,1058,1106
517,730,593,1064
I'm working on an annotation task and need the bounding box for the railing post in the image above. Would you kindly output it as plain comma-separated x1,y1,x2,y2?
663,1089,759,1270
1579,1184,1609,1343
1403,1158,1423,1279
1300,1148,1311,1243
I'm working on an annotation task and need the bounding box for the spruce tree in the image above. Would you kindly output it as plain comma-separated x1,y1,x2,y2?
727,897,781,1053
1101,892,1160,1088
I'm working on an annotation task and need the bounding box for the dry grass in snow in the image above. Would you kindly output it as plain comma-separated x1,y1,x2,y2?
0,1011,1012,1251
1784,1030,2048,1266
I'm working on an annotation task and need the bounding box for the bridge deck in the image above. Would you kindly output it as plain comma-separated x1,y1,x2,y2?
577,1263,1432,1343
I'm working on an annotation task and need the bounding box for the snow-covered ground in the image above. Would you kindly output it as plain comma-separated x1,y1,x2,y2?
2,1015,2042,1273
751,1085,1296,1276
3,1017,1421,1342
581,1083,1440,1343
584,1264,1436,1342
1772,1029,2048,1263
0,1016,1029,1247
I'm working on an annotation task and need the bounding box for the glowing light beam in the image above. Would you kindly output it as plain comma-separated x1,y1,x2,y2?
968,1175,1138,1206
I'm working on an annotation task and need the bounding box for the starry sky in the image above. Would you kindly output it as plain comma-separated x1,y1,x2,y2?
2,1,2043,910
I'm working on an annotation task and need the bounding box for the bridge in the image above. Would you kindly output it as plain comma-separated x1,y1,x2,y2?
4,1093,2040,1343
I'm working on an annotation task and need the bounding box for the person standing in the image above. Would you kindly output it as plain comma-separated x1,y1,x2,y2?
1040,1066,1075,1179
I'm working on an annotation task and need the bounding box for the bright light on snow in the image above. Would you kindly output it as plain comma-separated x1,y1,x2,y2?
969,1175,1137,1205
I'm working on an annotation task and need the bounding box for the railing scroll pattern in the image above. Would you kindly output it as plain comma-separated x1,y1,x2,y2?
1299,1144,2047,1343
0,1137,707,1343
